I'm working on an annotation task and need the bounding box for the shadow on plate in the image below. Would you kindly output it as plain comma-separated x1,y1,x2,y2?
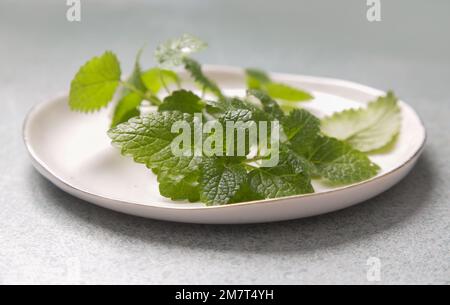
29,150,435,254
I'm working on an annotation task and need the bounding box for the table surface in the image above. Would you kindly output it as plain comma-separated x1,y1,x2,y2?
1,0,449,285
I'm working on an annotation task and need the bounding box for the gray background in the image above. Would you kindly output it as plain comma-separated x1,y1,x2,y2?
0,0,449,284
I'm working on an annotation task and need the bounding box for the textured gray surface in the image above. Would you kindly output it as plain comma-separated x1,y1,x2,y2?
0,0,449,285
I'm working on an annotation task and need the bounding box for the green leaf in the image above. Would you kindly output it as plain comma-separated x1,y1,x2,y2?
219,109,258,157
265,82,314,102
248,169,313,199
159,173,200,202
284,107,378,185
208,97,270,122
183,57,223,98
321,92,401,152
108,111,193,169
111,49,146,127
156,156,202,202
111,93,141,127
306,136,380,184
141,68,180,94
69,51,121,112
124,49,146,93
283,108,321,156
108,112,201,201
229,181,263,203
70,38,394,205
248,149,314,199
245,68,270,89
221,108,254,123
248,89,284,120
276,145,313,177
245,69,313,102
155,34,207,68
159,90,204,114
200,157,247,205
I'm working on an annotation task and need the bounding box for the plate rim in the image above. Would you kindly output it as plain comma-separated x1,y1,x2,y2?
23,66,427,211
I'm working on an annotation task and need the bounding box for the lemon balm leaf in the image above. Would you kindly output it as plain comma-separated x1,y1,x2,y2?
111,93,141,127
282,108,321,156
158,90,204,114
248,169,313,199
245,68,313,102
200,157,247,205
248,168,312,199
141,68,180,94
248,89,285,119
108,112,201,201
155,34,207,68
284,108,380,184
69,36,395,205
306,136,380,184
245,68,271,89
183,57,223,97
108,112,194,169
156,156,202,202
159,172,201,202
69,51,121,112
321,92,401,152
247,147,314,198
124,48,146,93
265,82,314,102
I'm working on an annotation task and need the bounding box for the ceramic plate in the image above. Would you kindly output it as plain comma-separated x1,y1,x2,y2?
23,66,426,224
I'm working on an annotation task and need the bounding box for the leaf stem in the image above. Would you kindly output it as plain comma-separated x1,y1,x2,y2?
120,81,161,106
120,81,142,95
159,70,171,94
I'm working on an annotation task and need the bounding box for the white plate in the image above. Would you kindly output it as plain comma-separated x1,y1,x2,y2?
23,66,426,224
